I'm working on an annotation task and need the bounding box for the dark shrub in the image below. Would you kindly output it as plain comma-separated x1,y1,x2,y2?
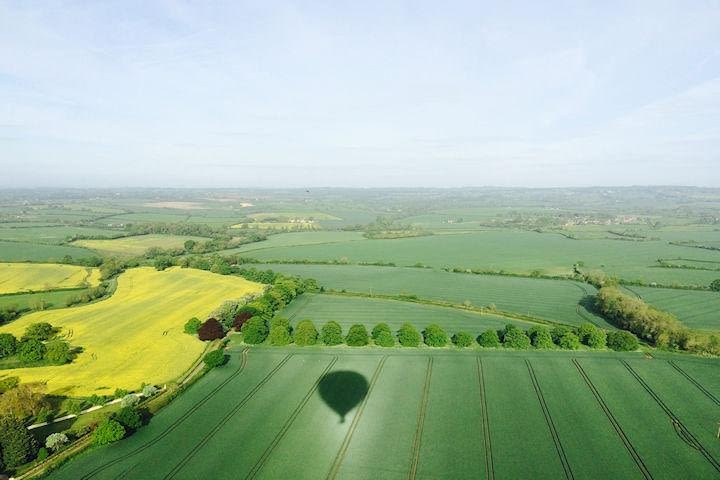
197,318,224,341
232,311,253,331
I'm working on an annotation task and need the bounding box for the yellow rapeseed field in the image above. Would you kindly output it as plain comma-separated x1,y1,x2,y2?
0,263,101,294
71,234,207,257
0,267,264,396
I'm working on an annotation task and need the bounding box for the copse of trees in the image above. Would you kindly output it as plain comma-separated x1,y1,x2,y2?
22,322,56,341
596,287,689,349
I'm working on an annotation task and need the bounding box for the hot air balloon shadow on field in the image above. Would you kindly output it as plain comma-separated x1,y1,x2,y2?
318,371,369,423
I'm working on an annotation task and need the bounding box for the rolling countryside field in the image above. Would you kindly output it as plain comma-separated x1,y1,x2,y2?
236,230,720,286
72,234,209,257
247,264,611,327
45,348,720,480
0,267,264,396
0,263,100,294
280,293,532,335
623,286,720,331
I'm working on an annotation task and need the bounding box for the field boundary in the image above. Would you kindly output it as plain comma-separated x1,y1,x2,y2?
620,360,720,473
525,360,574,480
407,356,434,480
162,353,296,479
667,361,720,406
326,356,388,480
476,357,495,480
572,359,653,480
76,349,258,479
244,356,339,479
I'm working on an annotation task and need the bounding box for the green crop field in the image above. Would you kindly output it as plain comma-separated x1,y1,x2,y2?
0,226,123,245
45,348,720,480
72,234,208,257
623,286,720,331
279,293,531,335
247,264,611,327
235,231,720,286
0,288,94,312
0,240,96,262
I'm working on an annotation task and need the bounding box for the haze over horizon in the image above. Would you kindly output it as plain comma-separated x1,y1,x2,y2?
1,1,719,188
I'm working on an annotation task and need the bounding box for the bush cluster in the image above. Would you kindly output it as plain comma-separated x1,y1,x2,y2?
0,323,72,366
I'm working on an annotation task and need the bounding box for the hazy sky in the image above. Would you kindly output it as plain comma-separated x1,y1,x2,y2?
1,1,719,188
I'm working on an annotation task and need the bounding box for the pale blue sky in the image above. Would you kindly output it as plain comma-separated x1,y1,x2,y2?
1,1,719,187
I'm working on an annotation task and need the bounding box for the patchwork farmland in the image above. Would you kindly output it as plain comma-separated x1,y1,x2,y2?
46,348,720,480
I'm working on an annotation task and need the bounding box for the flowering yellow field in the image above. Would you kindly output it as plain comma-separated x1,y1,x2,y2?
0,263,101,294
0,267,264,396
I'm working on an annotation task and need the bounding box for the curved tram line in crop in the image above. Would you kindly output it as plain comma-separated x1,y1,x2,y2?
620,360,720,473
572,359,653,480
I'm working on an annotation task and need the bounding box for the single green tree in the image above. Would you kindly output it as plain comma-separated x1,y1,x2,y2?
22,322,55,341
320,321,343,345
268,324,292,346
550,325,572,344
371,323,391,340
607,331,639,351
17,339,46,363
0,415,38,468
345,324,369,346
183,317,202,334
44,340,72,364
241,317,269,344
423,324,449,347
113,406,142,430
577,323,598,344
203,349,228,368
397,323,421,347
0,333,17,358
558,331,581,350
92,419,126,445
528,326,554,349
294,319,319,346
587,328,607,349
452,331,474,347
503,328,531,349
477,329,501,348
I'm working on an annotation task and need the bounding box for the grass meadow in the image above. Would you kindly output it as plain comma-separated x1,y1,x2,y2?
45,348,720,480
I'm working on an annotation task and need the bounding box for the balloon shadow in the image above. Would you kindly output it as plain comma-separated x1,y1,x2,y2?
318,371,369,423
